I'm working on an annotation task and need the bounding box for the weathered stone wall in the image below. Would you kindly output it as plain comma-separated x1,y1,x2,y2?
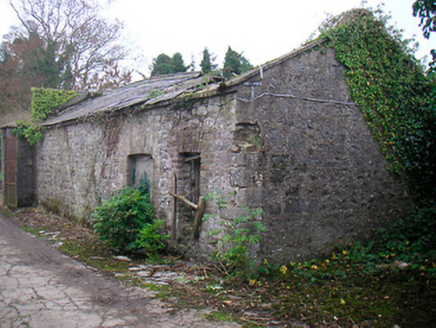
36,94,241,247
233,46,409,262
35,45,410,264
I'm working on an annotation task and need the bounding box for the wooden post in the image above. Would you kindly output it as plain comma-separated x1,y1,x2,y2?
192,197,205,240
171,172,177,243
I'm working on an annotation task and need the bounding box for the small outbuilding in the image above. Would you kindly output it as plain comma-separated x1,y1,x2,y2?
2,37,409,263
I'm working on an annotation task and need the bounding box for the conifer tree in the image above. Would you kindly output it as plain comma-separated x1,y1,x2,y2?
150,53,188,76
172,53,188,73
222,47,254,79
200,48,217,74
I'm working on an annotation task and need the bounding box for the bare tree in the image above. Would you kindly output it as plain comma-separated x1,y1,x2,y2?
8,0,129,90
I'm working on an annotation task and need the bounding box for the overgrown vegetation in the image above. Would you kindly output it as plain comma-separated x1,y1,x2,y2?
321,8,436,203
413,0,436,71
30,87,77,122
91,181,167,256
11,88,77,145
204,190,266,279
259,204,436,327
12,121,44,145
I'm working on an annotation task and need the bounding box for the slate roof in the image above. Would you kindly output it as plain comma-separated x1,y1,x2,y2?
42,38,327,127
42,71,222,126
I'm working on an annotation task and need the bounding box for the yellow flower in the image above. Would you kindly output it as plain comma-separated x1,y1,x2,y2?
342,250,348,256
340,299,346,305
311,265,318,270
280,265,288,275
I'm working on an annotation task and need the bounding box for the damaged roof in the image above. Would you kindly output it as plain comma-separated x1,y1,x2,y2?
42,71,223,126
42,38,327,127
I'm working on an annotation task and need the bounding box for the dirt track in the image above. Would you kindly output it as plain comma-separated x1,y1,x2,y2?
0,213,238,327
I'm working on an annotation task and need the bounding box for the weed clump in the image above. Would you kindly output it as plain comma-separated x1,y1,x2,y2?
204,190,266,280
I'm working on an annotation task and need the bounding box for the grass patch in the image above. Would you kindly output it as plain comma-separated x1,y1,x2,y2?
204,311,234,323
58,239,130,274
22,226,44,237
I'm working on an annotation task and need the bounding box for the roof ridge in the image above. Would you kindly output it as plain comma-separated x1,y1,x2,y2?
224,38,328,87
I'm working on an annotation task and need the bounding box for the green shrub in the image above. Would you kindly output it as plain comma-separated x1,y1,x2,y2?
91,187,155,252
133,219,170,257
379,206,436,257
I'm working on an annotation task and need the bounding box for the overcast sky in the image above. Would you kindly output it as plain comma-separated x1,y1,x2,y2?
0,0,433,76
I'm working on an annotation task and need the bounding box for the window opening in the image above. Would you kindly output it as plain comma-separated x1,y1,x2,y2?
127,154,153,194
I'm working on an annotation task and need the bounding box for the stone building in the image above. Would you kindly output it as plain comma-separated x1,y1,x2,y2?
2,38,409,262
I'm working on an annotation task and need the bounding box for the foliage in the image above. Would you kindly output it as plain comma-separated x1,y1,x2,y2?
222,46,254,79
200,48,218,74
321,9,436,202
148,89,163,99
0,33,47,114
204,190,265,279
150,54,173,76
413,0,436,71
91,187,155,252
249,206,436,326
6,0,130,91
413,0,436,39
133,219,170,257
150,52,188,76
288,206,436,281
30,87,77,122
12,121,44,145
172,53,188,73
372,206,436,263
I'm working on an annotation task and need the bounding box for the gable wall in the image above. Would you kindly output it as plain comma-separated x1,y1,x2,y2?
233,46,410,262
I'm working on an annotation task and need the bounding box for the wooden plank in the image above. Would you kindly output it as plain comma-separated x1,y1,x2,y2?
168,191,198,210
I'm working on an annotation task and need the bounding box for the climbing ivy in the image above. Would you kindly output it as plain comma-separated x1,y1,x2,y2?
321,9,436,202
13,88,77,146
12,121,44,146
31,87,77,122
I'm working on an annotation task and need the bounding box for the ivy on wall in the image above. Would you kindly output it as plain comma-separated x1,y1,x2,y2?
12,121,44,146
321,9,436,202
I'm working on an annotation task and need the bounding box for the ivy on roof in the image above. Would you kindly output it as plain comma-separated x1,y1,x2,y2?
31,88,78,122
